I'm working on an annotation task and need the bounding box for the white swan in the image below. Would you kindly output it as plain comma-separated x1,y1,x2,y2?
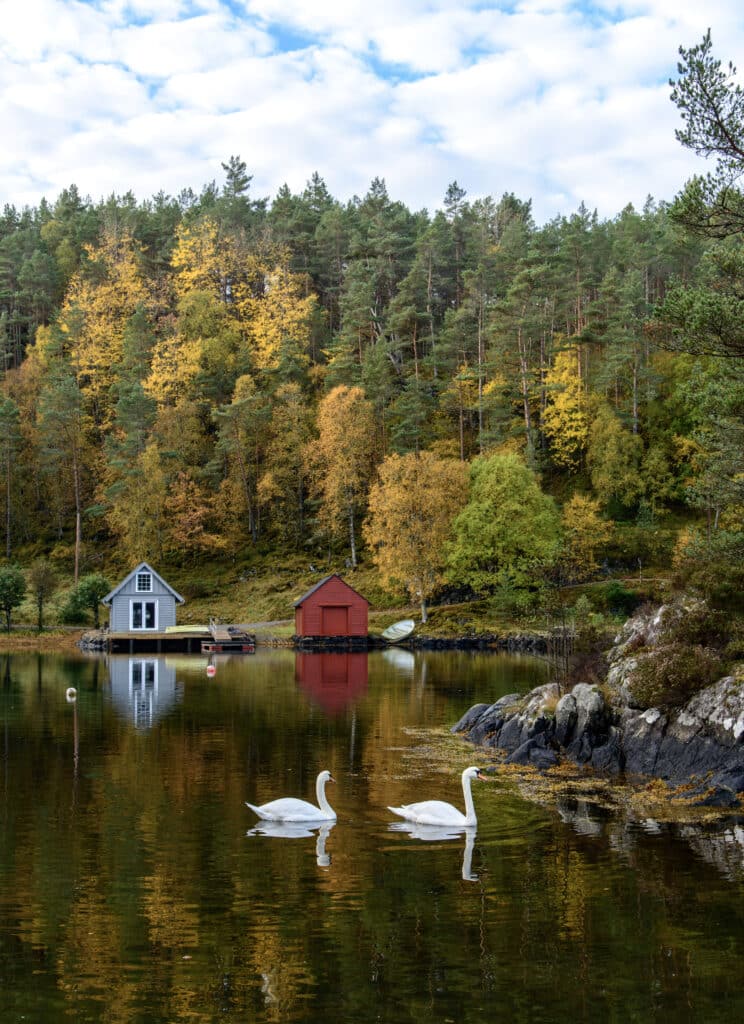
388,766,486,827
245,769,336,822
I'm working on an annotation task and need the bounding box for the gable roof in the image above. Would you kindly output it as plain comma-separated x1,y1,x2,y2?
293,573,369,608
102,562,185,606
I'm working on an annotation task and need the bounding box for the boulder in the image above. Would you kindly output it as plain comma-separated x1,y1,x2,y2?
453,601,744,798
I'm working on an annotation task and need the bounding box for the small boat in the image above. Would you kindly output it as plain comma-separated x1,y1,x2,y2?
381,618,416,643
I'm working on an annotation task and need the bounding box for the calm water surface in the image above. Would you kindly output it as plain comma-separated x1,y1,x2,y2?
1,648,743,1023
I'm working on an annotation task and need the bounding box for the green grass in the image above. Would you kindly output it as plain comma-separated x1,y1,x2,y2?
6,535,740,645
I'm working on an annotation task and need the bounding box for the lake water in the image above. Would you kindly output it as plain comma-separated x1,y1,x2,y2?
1,648,743,1023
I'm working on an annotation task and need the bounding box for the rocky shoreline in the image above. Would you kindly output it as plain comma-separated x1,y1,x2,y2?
293,631,551,652
453,602,744,809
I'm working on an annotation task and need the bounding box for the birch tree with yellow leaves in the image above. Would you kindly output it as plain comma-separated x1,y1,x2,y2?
62,228,154,427
312,385,376,567
247,262,317,379
541,344,590,470
365,451,469,622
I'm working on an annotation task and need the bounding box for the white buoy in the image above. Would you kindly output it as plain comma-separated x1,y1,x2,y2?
206,664,216,678
65,687,77,703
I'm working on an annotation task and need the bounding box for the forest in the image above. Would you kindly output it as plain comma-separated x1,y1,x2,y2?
0,33,742,628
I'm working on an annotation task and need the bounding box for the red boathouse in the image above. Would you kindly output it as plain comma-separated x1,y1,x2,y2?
293,574,369,639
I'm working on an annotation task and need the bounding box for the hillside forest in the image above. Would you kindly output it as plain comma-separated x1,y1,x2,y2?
0,33,743,627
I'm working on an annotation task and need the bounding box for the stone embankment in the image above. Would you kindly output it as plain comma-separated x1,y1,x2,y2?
78,630,108,651
453,601,744,807
409,632,548,652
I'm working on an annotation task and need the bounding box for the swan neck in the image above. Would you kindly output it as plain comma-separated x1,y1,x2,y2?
462,772,477,825
316,775,333,815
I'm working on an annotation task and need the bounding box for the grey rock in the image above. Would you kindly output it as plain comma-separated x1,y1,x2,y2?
505,733,559,769
590,726,623,773
452,600,744,793
554,692,577,746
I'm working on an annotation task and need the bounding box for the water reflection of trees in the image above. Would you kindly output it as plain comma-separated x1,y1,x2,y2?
1,651,743,1021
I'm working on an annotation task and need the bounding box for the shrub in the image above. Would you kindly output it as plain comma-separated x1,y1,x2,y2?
60,590,88,624
629,644,723,709
724,637,744,662
598,580,641,616
672,528,744,610
664,603,726,648
604,523,676,570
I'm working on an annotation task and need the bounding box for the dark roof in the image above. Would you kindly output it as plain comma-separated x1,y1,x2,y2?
293,573,369,608
102,561,185,606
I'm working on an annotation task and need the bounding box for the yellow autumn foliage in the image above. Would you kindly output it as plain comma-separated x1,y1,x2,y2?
245,264,317,372
542,346,589,470
172,217,260,307
364,450,469,620
560,493,614,581
312,385,376,561
63,228,153,423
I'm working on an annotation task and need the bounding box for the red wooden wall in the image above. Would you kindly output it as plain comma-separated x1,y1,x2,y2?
294,575,369,637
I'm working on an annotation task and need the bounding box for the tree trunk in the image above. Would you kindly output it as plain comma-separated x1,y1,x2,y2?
73,451,81,585
5,446,10,560
348,505,357,568
516,324,533,440
477,292,484,454
420,598,428,624
427,252,436,375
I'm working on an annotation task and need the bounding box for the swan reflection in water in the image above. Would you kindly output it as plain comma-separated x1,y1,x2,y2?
388,822,479,881
247,820,335,867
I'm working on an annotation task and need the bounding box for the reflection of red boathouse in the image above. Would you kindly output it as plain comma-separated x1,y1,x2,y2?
295,652,369,715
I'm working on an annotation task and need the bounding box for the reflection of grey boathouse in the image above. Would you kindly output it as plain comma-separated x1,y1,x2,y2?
108,656,179,729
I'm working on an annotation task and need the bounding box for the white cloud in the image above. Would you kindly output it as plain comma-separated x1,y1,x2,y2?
0,0,742,221
111,12,272,79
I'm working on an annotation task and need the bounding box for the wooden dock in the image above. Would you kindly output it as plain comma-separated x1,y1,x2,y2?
104,620,256,654
201,619,256,653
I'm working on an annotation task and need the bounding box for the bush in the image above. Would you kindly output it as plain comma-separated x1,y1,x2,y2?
604,523,676,570
672,529,744,611
664,603,727,647
597,580,641,616
724,637,744,662
629,643,723,709
59,590,88,625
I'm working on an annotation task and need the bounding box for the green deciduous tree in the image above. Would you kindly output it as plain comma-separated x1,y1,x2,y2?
448,453,562,601
72,572,111,628
560,494,614,582
586,402,644,510
0,563,26,631
28,557,58,631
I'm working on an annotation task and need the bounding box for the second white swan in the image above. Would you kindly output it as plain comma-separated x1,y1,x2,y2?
388,766,486,827
246,769,337,822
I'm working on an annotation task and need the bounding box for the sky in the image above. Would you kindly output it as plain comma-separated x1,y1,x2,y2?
1,0,743,225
